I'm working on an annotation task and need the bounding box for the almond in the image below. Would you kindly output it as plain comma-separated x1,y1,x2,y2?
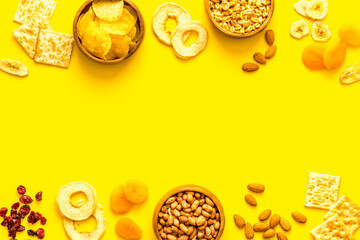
258,209,272,221
253,53,267,64
265,45,277,59
277,232,288,240
234,214,245,228
292,212,307,223
247,183,265,193
253,222,270,232
242,63,259,72
263,229,276,239
265,29,275,46
245,194,257,206
269,214,281,228
245,222,254,239
279,217,292,231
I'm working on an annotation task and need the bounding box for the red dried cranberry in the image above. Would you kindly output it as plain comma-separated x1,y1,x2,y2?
19,195,33,204
16,225,25,232
11,203,19,210
1,218,9,227
18,205,30,219
0,207,8,217
27,229,37,236
36,228,45,239
8,228,16,238
40,216,47,225
35,192,42,201
17,186,26,195
12,217,20,228
10,209,17,218
27,212,40,224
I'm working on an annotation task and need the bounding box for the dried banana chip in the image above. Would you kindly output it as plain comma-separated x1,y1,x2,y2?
306,0,328,20
290,20,309,39
0,59,28,77
340,63,360,85
311,21,331,42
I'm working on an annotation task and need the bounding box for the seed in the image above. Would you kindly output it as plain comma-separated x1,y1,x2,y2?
242,63,260,72
245,194,257,206
258,209,271,221
265,45,277,59
234,214,245,228
265,29,275,45
277,232,288,240
263,229,276,238
245,222,254,239
253,53,267,65
292,212,307,223
279,217,292,231
247,183,265,193
269,214,281,228
253,222,270,232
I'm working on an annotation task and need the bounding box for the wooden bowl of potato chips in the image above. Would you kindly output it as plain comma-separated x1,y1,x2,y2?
73,0,145,64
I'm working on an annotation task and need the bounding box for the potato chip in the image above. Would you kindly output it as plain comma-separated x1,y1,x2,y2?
77,7,96,40
82,24,112,60
124,5,137,23
105,35,130,60
93,0,124,22
127,26,136,40
98,8,135,35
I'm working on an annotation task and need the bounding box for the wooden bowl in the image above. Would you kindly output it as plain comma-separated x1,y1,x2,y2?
204,0,275,38
153,184,225,240
73,0,145,64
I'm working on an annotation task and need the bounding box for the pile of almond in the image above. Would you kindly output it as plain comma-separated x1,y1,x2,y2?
242,30,277,72
234,183,307,239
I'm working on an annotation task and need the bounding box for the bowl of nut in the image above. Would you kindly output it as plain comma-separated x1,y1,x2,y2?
73,0,145,64
153,185,225,240
204,0,275,38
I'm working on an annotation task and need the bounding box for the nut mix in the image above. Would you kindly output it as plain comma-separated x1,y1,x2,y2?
157,191,221,240
209,0,272,34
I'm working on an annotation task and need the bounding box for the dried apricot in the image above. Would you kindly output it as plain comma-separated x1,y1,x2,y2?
338,22,360,46
110,185,134,214
115,218,142,240
123,179,149,204
323,40,347,70
302,43,326,70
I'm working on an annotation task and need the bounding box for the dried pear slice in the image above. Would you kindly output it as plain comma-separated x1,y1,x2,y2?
340,63,360,85
306,0,328,20
311,21,331,42
64,204,107,240
0,59,28,77
290,20,310,39
57,182,97,221
294,0,311,17
171,21,208,59
152,2,191,45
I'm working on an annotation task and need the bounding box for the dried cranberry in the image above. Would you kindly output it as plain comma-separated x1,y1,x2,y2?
1,218,9,227
17,186,26,195
27,229,37,236
16,225,25,232
8,228,16,238
27,212,40,224
19,195,33,204
18,205,30,219
11,203,19,210
0,207,8,217
40,216,47,225
12,217,20,228
36,228,45,239
35,192,42,201
10,209,17,218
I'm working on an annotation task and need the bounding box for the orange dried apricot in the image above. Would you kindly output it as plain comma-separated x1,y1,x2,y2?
323,40,347,70
115,218,142,240
123,179,149,204
302,43,327,70
338,23,360,46
110,185,134,214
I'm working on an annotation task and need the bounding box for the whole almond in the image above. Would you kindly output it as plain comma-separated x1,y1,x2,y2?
245,194,257,206
277,232,288,240
242,63,259,72
247,183,265,193
245,222,254,239
265,45,277,59
234,214,245,228
253,222,270,232
253,53,267,65
280,218,292,231
265,29,275,46
263,229,276,239
269,214,281,228
292,212,307,223
259,209,272,221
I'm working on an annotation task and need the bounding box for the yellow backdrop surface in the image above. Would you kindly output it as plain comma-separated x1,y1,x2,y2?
0,0,360,239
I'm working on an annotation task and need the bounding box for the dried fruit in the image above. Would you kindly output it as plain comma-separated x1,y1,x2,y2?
123,179,149,204
340,63,360,85
18,205,31,219
0,208,7,217
279,217,292,231
265,30,275,45
253,222,270,232
20,195,33,204
311,21,332,42
11,203,20,210
245,194,257,206
292,212,307,223
116,217,143,240
302,43,326,70
40,216,47,225
253,53,267,65
17,186,26,195
263,229,276,238
35,192,43,201
247,183,265,193
294,0,311,17
27,229,37,236
36,228,45,239
265,45,277,59
242,63,259,72
234,214,245,228
338,23,360,46
0,59,28,77
290,20,309,39
277,232,288,240
323,40,347,70
27,211,40,224
258,209,272,221
16,225,25,232
269,214,281,228
245,222,254,239
305,0,328,20
110,185,134,214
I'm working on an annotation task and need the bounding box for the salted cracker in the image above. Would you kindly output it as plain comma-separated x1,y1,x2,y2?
14,0,56,24
34,29,74,68
311,215,353,240
304,172,341,209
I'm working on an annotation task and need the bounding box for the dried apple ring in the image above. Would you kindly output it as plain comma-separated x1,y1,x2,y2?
64,204,107,240
57,182,97,221
171,21,208,59
152,2,191,45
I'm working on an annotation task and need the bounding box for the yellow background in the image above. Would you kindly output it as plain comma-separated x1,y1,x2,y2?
0,0,360,239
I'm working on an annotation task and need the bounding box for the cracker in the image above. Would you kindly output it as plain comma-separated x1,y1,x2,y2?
304,172,341,209
311,215,353,240
14,0,56,24
34,29,74,68
324,195,360,234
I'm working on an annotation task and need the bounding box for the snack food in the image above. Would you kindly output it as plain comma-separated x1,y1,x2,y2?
340,63,360,85
234,214,245,228
0,59,28,77
265,30,275,46
242,63,259,72
304,172,341,209
291,212,307,223
245,222,254,239
258,209,271,221
323,40,347,70
110,185,134,214
115,218,142,240
245,194,257,206
311,215,352,240
98,9,136,35
93,0,124,22
305,0,328,20
338,23,360,46
123,179,149,204
294,0,311,17
248,183,265,193
265,45,277,59
311,21,331,42
81,24,112,60
302,43,326,69
290,20,309,39
14,0,57,24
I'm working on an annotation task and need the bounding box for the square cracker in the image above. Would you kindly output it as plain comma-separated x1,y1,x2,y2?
34,29,74,68
14,0,56,24
311,215,353,240
324,195,360,235
304,172,341,209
